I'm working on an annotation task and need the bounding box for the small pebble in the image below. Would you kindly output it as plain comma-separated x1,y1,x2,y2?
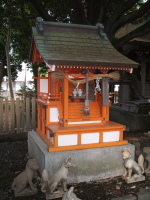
116,185,121,189
130,185,136,189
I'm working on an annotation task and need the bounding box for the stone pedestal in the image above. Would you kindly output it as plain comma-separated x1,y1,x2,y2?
122,175,145,184
14,187,37,197
28,131,135,183
46,190,64,200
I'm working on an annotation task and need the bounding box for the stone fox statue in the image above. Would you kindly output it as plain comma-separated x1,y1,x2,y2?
41,156,75,194
62,186,81,200
143,147,150,174
122,149,144,179
11,158,39,193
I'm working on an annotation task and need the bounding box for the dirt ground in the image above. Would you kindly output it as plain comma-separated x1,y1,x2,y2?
0,132,150,200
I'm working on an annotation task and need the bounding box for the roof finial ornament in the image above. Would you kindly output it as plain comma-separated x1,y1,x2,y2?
35,17,44,32
96,23,107,40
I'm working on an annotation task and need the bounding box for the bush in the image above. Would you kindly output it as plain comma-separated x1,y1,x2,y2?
16,83,35,99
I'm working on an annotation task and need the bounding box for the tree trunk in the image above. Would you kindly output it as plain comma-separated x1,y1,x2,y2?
5,23,14,98
0,50,6,88
32,63,39,93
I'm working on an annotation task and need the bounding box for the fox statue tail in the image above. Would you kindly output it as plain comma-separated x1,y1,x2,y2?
41,169,49,193
138,154,144,174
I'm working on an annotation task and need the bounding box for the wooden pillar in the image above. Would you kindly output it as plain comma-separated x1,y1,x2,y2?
41,106,45,134
50,73,56,94
48,72,51,93
101,77,109,121
63,77,68,126
110,82,114,104
102,77,109,106
37,103,41,130
141,60,146,98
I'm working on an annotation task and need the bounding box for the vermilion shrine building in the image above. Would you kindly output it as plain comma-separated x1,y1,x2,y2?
29,18,138,152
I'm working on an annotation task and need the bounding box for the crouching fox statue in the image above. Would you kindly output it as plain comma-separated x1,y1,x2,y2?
122,149,145,183
41,156,75,195
11,158,39,195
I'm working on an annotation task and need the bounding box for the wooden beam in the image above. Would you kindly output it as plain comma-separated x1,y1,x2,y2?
63,77,68,126
102,77,109,106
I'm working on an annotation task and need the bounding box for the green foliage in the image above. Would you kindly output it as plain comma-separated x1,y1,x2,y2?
16,82,35,99
0,0,38,86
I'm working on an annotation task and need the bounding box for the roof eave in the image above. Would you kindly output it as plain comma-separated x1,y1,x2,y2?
45,59,138,69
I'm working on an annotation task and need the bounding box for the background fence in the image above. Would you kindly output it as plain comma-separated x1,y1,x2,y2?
0,97,36,134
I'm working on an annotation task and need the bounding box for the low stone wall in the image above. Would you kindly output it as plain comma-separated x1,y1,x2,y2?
110,107,150,132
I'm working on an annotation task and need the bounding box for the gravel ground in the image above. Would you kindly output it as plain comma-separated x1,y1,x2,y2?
0,132,150,200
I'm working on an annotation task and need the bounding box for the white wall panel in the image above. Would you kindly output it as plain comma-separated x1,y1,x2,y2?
58,134,78,146
103,131,120,142
40,79,48,93
68,121,101,125
81,132,99,144
50,108,59,122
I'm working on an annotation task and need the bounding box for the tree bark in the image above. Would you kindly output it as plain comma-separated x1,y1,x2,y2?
110,0,150,35
5,24,14,98
70,0,90,24
96,0,110,24
29,0,53,21
113,22,150,49
0,50,6,88
104,0,139,33
32,63,39,93
113,20,150,49
87,0,100,25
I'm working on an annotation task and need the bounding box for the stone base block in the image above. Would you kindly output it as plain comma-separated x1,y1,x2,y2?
14,187,37,197
145,172,150,176
28,131,135,184
122,175,145,184
111,195,137,200
137,188,150,200
46,190,64,200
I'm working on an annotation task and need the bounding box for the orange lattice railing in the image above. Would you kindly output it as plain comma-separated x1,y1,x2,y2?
37,92,62,103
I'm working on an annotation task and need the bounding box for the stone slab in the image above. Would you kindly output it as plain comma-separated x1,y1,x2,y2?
14,187,37,197
46,190,64,200
137,188,150,200
28,131,135,184
111,195,137,200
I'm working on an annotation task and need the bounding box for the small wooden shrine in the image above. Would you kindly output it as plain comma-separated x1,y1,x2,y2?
29,17,138,152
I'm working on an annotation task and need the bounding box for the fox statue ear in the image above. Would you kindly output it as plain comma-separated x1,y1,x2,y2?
122,149,125,153
65,156,71,164
127,149,131,153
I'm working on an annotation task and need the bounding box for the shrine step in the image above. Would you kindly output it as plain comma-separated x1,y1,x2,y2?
68,102,102,124
68,102,101,121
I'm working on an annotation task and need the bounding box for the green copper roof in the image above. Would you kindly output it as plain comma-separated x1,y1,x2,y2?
31,18,138,68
